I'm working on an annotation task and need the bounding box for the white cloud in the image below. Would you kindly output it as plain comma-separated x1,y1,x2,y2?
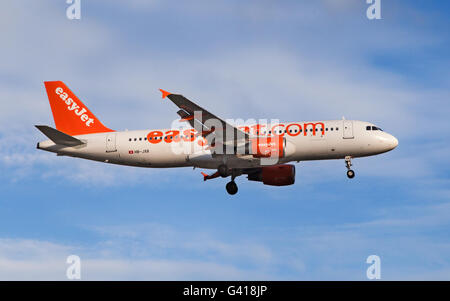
0,228,274,280
0,238,266,280
91,222,273,265
0,205,449,281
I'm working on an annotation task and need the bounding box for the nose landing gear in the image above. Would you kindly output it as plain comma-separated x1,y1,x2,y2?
345,156,355,179
346,169,355,178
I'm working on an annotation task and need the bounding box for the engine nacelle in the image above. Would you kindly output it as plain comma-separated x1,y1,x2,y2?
248,164,296,186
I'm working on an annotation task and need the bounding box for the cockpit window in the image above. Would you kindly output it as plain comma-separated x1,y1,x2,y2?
371,126,383,131
366,126,371,131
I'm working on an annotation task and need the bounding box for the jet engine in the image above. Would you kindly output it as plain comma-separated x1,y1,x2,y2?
247,164,296,186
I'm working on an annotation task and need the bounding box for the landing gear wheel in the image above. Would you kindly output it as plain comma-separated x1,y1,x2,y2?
344,156,355,179
226,181,238,195
218,164,229,178
347,169,355,179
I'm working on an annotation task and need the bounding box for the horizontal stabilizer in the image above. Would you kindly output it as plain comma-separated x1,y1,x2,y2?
35,125,85,147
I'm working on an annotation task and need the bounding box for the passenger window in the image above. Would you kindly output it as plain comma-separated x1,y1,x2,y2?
129,138,131,141
134,138,137,141
331,128,333,131
139,138,142,141
336,127,339,130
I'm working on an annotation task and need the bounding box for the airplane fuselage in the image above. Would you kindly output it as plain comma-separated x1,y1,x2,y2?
37,119,398,169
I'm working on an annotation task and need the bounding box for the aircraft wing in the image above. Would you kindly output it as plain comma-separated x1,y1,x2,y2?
160,89,249,146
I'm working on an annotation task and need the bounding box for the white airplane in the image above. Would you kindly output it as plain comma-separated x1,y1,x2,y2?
36,81,398,195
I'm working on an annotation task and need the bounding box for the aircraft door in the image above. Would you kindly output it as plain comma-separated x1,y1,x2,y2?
106,133,117,152
342,120,354,139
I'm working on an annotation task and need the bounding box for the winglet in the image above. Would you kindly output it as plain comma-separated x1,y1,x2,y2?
201,172,208,181
159,89,171,99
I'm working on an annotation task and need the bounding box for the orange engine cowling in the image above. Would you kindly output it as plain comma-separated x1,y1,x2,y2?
248,164,295,186
250,136,284,158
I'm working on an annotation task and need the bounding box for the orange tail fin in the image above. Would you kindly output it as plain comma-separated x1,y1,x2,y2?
44,81,113,136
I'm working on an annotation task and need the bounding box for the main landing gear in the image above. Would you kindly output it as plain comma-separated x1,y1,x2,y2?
226,181,238,195
218,164,238,195
345,156,355,179
218,164,229,178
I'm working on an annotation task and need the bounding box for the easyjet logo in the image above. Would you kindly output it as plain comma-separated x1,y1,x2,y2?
55,87,94,127
145,122,325,147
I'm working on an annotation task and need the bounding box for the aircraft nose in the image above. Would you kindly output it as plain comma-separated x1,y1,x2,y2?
388,135,398,150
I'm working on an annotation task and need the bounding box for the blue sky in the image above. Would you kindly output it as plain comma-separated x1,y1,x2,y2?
0,0,449,280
